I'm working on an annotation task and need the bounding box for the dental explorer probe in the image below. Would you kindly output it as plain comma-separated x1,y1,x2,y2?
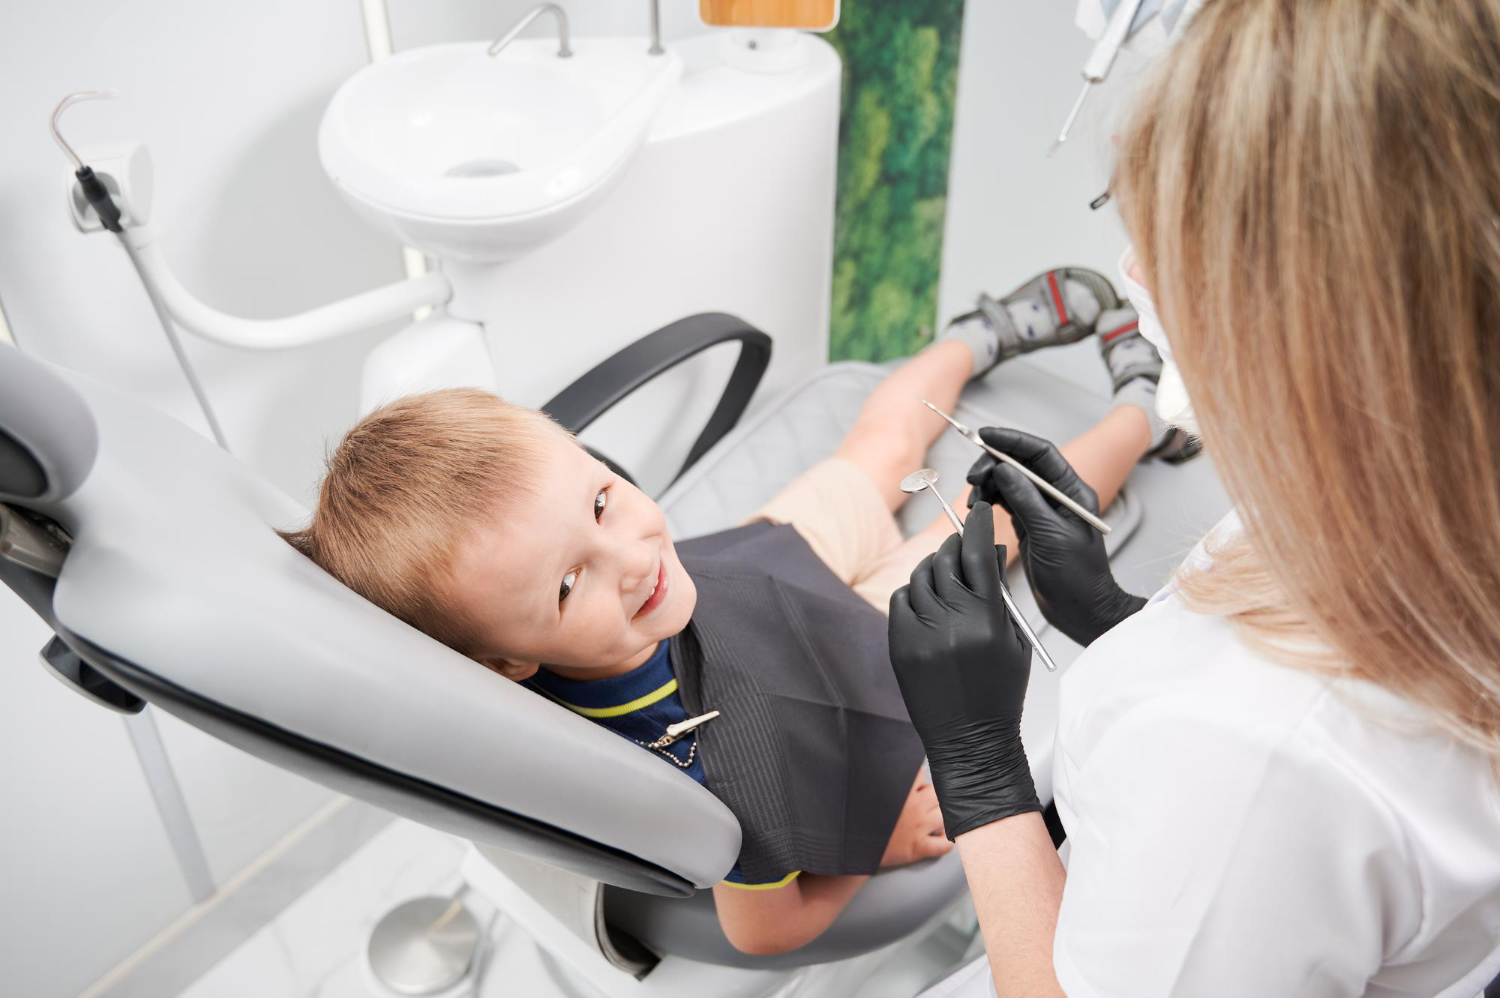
919,398,1111,536
1048,0,1149,156
899,469,1058,673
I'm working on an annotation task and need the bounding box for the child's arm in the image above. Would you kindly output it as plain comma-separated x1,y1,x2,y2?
712,772,952,955
713,874,870,955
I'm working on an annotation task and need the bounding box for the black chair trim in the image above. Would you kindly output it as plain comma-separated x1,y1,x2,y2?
76,632,697,897
544,313,773,486
0,548,697,899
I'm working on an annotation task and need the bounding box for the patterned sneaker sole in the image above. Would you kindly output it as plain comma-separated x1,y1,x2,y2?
1149,428,1204,465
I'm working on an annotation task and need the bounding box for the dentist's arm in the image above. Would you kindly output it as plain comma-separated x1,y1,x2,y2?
888,504,1065,994
957,814,1066,997
967,428,1146,647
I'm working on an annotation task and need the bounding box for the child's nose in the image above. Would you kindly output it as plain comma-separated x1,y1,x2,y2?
604,502,661,586
616,542,656,594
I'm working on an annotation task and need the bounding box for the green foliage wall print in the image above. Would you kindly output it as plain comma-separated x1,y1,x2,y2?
824,0,966,361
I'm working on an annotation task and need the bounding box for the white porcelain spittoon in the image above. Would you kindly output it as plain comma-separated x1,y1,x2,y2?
319,39,682,264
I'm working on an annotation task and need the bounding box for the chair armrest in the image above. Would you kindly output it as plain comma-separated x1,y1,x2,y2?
542,313,772,486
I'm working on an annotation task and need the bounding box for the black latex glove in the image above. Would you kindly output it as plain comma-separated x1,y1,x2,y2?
888,502,1040,840
966,427,1146,647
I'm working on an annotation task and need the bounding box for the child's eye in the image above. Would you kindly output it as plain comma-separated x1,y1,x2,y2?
594,488,607,521
560,570,579,603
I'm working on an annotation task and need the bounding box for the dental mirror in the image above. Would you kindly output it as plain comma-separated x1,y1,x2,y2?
700,0,840,31
900,468,964,534
899,467,940,492
899,467,1058,672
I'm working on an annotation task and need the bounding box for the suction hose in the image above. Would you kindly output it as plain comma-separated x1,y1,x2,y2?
53,91,229,451
116,234,230,450
75,164,230,450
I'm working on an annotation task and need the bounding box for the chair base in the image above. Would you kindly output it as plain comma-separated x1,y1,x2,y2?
460,845,977,998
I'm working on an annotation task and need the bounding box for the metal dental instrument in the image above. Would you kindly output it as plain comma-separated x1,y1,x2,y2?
50,91,119,171
918,398,1112,536
900,469,1057,673
657,711,720,746
1048,0,1148,156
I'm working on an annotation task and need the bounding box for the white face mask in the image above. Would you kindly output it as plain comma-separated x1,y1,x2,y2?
1118,247,1199,436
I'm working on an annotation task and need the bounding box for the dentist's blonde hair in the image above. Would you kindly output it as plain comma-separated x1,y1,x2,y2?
1114,0,1500,757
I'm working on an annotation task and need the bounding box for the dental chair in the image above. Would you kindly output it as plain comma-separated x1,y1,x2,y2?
0,313,1142,997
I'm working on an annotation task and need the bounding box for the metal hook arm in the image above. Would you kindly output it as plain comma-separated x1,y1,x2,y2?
50,91,119,172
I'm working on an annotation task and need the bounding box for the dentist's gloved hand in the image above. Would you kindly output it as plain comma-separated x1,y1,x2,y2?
888,503,1040,840
966,427,1146,647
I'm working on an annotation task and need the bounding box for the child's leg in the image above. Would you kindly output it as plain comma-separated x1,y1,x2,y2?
830,276,1127,516
764,272,1151,598
852,405,1151,608
833,339,975,514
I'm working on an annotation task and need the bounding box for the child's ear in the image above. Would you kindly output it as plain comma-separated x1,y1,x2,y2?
477,657,540,682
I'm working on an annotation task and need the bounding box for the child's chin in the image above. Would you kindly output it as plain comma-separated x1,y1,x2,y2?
644,601,690,640
666,575,697,629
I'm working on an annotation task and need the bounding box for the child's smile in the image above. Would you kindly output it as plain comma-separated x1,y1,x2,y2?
444,438,697,682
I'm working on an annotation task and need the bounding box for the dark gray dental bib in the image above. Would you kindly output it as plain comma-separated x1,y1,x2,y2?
672,521,925,883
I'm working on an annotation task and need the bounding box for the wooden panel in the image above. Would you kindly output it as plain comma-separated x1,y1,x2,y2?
700,0,838,30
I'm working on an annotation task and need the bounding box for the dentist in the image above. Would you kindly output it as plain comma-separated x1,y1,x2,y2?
888,1,1500,995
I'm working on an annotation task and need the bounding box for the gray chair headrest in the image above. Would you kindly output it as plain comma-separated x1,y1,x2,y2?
0,346,739,895
0,344,98,503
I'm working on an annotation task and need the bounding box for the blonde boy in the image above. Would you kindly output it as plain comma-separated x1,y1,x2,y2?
285,275,1169,953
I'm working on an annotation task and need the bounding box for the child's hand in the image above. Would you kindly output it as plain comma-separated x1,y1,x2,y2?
879,772,955,868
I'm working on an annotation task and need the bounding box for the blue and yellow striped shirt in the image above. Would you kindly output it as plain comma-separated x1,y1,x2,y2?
527,641,797,889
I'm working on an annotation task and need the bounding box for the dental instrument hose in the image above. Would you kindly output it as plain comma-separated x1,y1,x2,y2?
54,92,229,451
116,233,230,451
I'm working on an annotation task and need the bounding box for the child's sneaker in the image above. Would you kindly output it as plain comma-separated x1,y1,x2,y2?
941,267,1122,379
1098,306,1201,464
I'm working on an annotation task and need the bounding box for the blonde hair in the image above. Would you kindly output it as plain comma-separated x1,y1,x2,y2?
1114,0,1500,756
281,389,570,654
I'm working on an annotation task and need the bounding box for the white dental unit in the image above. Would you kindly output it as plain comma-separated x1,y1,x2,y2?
0,2,1233,997
79,7,844,491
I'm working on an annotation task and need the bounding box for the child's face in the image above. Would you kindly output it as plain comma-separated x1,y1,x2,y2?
447,437,696,680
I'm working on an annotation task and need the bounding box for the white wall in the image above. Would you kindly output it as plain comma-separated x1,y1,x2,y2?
0,595,193,998
385,0,708,50
940,0,1153,400
0,3,404,504
0,2,402,994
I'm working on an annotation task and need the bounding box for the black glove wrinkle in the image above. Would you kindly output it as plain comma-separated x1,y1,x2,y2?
967,429,1143,646
888,505,1041,840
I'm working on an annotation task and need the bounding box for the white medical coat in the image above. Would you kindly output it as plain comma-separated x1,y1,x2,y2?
1049,512,1500,997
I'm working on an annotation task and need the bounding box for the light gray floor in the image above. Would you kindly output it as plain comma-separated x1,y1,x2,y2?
172,816,984,998
173,818,469,998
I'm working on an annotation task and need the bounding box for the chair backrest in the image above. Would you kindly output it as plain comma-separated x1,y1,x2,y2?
0,345,740,896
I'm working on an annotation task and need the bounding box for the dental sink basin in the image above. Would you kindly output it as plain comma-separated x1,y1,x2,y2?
320,39,682,262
